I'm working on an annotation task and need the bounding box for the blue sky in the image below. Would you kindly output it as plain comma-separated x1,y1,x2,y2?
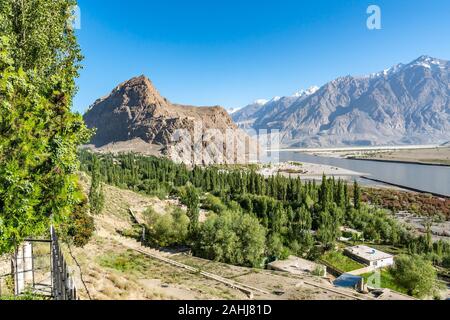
73,0,450,113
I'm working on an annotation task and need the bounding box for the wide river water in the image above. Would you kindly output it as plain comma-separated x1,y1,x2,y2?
271,151,450,196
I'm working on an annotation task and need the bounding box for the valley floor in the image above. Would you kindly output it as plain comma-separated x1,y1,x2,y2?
297,145,450,166
347,147,450,166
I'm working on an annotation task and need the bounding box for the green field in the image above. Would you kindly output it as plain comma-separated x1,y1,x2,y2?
361,270,409,295
321,251,365,273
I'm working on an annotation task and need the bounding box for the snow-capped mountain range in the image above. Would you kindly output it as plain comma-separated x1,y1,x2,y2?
232,55,450,147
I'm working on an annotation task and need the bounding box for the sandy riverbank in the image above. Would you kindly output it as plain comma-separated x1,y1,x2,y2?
347,147,450,166
258,162,364,180
287,145,450,166
270,144,440,154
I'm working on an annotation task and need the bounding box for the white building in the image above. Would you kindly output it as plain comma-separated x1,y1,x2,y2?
344,245,394,269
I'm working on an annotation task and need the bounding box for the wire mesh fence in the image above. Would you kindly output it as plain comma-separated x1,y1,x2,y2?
0,227,77,300
0,240,52,298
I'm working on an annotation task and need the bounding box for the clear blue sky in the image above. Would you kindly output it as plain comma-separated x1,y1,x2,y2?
73,0,450,113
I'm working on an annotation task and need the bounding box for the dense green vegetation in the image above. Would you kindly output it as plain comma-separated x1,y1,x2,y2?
61,196,95,248
195,210,266,267
79,151,450,277
362,254,443,298
0,0,92,253
362,270,409,295
390,254,442,298
89,155,105,215
143,206,189,247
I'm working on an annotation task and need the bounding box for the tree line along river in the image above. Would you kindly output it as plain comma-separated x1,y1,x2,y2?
273,151,450,197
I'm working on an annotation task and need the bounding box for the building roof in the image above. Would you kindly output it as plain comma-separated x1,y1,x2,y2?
344,245,393,262
268,256,324,275
333,274,362,288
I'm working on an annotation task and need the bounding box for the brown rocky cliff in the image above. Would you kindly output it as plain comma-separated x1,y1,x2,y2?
83,75,253,164
84,76,239,145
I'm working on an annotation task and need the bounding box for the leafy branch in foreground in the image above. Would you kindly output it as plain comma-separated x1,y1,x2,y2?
0,0,92,253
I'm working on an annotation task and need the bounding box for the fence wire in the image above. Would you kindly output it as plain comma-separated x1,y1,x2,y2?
0,230,77,300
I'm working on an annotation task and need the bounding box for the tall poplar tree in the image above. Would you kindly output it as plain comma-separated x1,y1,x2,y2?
0,0,91,253
353,181,362,210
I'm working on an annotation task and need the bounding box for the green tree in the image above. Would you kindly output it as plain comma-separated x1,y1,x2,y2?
289,206,314,253
144,207,189,247
180,184,200,237
353,181,361,210
0,0,91,253
203,194,226,214
195,210,266,267
267,233,289,260
316,210,341,249
0,0,83,99
89,156,105,215
0,35,90,253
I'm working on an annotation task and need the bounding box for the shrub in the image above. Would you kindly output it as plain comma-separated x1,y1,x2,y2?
195,211,266,268
390,254,440,298
144,207,189,247
203,194,227,214
64,197,95,247
267,233,290,261
311,266,326,277
441,254,450,268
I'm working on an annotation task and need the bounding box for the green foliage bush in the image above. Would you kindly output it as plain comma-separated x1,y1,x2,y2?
390,254,440,298
144,207,189,247
266,233,290,261
202,194,227,214
178,184,200,236
78,151,450,271
89,155,105,215
195,210,266,268
0,1,91,253
63,196,95,247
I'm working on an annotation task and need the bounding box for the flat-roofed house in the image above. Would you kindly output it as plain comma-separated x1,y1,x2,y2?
344,245,394,269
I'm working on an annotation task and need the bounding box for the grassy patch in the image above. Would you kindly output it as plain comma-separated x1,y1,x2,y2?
97,250,148,274
321,251,365,273
361,269,409,295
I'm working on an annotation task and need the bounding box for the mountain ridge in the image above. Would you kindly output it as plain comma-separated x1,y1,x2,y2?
233,55,450,147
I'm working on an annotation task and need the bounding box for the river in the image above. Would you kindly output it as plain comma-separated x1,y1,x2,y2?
271,151,450,196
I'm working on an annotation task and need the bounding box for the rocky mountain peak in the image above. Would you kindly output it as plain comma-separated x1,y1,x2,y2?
113,74,168,108
293,86,320,98
83,75,252,165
